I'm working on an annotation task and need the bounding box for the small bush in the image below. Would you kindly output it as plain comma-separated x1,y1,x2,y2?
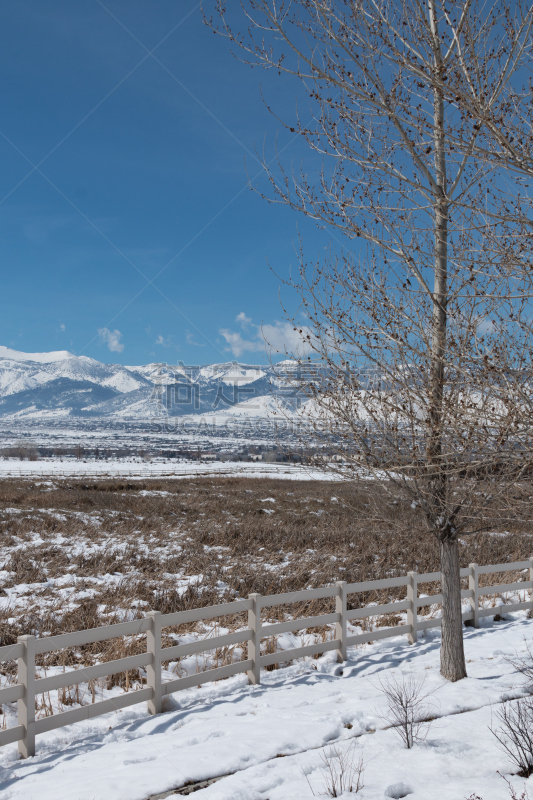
306,742,365,797
378,672,435,748
491,698,533,777
506,640,533,692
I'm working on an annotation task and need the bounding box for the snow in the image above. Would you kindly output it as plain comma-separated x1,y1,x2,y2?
0,348,286,420
197,363,267,386
202,394,282,420
0,346,78,363
127,362,268,387
1,616,532,799
0,459,342,480
0,349,147,404
100,372,146,393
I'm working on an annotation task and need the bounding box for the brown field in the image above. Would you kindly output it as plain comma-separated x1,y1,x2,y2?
0,475,530,682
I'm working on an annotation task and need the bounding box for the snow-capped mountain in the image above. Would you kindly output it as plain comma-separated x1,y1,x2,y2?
0,347,299,420
0,347,147,398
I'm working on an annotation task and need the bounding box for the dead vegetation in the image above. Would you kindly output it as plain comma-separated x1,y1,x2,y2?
0,475,530,681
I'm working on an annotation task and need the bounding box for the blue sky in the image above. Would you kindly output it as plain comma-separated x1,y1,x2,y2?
0,0,329,366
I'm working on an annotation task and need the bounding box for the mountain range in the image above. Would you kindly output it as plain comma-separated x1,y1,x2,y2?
0,346,300,420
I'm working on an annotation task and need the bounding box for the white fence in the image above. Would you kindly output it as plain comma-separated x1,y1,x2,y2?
1,558,531,758
0,462,315,480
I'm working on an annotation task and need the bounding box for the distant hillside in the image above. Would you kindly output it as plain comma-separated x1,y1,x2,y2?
0,347,306,421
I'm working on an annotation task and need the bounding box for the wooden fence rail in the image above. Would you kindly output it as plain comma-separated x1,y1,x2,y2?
0,558,531,758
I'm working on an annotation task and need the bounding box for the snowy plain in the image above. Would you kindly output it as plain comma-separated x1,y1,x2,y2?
0,615,532,800
0,459,341,481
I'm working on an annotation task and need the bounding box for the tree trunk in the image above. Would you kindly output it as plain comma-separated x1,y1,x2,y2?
427,2,467,683
439,536,467,681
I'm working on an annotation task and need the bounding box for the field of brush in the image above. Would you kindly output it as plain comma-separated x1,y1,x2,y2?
0,475,531,717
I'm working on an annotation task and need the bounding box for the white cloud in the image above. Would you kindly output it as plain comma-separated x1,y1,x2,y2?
219,314,313,358
186,331,205,347
98,327,124,353
235,312,252,327
59,323,66,332
218,329,264,357
262,321,313,354
155,335,171,347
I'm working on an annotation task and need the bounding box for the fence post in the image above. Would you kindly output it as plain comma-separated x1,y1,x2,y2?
146,611,162,715
407,572,418,645
335,581,348,663
247,593,261,685
529,556,533,615
17,634,36,758
469,563,480,628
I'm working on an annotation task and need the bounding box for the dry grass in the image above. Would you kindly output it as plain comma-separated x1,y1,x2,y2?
0,475,530,681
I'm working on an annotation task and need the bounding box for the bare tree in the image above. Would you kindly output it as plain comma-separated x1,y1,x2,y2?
208,0,533,681
435,3,533,179
10,440,39,461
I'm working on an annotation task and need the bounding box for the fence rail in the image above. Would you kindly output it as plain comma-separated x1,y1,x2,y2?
0,465,309,480
1,557,531,758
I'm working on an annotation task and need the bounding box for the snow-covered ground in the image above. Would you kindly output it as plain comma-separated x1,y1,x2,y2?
0,458,341,480
1,615,532,800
